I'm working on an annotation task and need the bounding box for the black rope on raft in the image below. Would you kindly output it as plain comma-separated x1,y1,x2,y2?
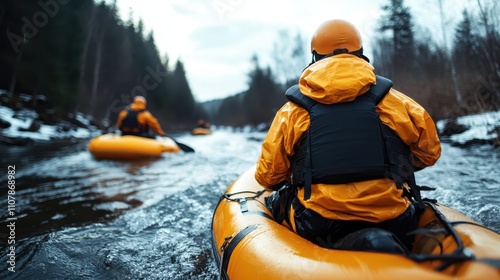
221,189,268,209
222,189,266,201
407,202,475,271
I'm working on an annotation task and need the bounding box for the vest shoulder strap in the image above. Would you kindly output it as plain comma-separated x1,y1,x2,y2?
369,76,393,104
285,85,315,111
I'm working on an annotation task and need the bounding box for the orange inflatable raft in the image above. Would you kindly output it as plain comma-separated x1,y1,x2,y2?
191,127,212,135
88,134,180,160
211,166,500,280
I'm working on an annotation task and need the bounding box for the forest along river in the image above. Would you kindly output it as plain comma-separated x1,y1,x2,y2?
0,130,499,279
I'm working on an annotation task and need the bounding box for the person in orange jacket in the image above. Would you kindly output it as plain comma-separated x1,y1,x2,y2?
197,119,211,129
255,19,441,251
117,95,166,138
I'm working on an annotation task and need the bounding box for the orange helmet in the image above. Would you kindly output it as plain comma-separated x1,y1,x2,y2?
310,19,368,62
133,95,147,105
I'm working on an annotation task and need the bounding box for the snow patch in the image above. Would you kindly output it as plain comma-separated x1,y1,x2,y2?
0,105,99,141
436,111,500,145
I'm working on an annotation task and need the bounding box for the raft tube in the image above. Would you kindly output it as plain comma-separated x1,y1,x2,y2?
211,165,500,280
88,134,180,160
191,127,212,135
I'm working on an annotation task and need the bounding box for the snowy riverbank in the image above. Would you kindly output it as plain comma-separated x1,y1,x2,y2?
0,91,499,147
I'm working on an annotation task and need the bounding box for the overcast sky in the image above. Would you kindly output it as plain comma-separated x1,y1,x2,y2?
112,0,472,102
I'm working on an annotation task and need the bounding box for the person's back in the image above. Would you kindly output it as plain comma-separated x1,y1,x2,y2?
197,119,210,129
255,19,441,250
117,96,166,138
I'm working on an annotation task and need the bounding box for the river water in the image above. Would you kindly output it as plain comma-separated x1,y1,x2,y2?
0,130,499,279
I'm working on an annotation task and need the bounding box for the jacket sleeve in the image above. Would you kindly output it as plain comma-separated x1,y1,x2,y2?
117,110,127,129
144,112,166,136
255,103,310,189
376,89,441,169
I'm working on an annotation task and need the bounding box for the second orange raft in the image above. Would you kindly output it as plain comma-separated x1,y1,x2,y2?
191,127,212,135
88,134,180,160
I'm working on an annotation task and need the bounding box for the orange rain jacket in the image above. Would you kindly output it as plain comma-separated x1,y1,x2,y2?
255,54,441,227
117,98,166,136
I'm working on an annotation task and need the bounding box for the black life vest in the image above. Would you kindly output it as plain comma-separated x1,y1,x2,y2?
119,108,146,134
286,76,423,209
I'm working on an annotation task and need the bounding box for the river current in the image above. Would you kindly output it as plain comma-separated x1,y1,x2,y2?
0,130,499,279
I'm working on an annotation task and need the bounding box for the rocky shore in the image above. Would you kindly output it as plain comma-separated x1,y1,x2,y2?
0,90,104,146
1,89,499,148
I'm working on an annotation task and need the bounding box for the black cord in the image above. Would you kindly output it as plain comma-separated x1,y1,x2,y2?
407,202,475,271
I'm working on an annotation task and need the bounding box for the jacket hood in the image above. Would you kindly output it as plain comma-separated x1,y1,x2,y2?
130,99,146,110
298,54,376,104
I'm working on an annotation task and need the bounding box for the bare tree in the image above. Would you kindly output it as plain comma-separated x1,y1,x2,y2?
76,2,97,113
271,29,308,89
476,0,500,81
438,0,462,104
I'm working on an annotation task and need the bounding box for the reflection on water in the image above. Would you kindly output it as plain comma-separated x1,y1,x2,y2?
1,139,86,167
0,131,498,279
2,147,161,239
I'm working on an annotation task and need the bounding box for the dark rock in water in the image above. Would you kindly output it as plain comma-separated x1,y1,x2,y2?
493,128,500,147
18,120,41,132
0,118,11,129
450,138,493,148
494,139,500,148
37,111,59,125
65,113,88,129
440,119,468,136
56,122,77,133
0,135,34,146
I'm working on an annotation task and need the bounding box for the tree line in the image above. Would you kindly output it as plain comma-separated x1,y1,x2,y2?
1,0,498,131
211,0,499,126
372,0,499,120
0,0,202,131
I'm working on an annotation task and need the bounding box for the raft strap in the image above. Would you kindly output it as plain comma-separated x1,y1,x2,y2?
243,210,273,220
219,225,259,279
218,235,233,280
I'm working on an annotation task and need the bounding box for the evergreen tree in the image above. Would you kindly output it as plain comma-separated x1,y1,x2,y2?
1,0,90,116
374,0,456,119
378,0,416,86
453,6,499,113
454,10,480,69
168,60,196,125
243,55,283,125
453,9,482,110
